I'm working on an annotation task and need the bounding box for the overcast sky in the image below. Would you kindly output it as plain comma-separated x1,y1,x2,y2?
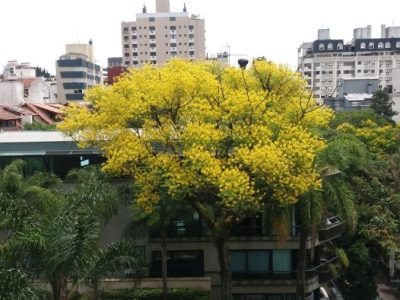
1,0,399,74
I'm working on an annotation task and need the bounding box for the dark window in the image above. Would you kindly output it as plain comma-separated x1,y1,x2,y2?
133,61,138,65
150,52,156,56
150,35,156,39
60,71,86,78
170,43,177,47
63,83,87,90
66,93,84,100
149,26,155,30
170,26,176,30
189,25,194,30
151,250,203,277
124,44,129,49
132,44,138,48
170,17,176,21
149,17,155,22
132,35,137,39
131,26,136,31
189,51,195,55
150,43,156,48
189,34,194,38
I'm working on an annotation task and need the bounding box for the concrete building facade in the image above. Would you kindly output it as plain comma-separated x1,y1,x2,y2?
121,0,205,67
0,61,57,105
298,25,400,99
56,40,102,103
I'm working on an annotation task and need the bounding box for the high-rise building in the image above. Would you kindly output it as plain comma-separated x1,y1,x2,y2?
121,0,205,67
298,25,400,99
56,40,102,103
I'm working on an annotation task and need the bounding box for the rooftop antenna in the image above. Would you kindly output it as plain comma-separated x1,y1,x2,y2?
142,4,147,13
183,3,187,12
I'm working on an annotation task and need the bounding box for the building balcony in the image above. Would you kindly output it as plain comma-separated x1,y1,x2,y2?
189,46,195,51
149,30,156,35
170,47,177,51
170,39,177,43
318,216,346,242
189,38,195,43
149,39,156,43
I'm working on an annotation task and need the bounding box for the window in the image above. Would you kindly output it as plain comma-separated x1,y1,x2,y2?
230,251,270,275
368,42,374,49
170,26,176,30
385,42,391,49
327,43,333,50
360,42,366,49
319,43,325,51
189,25,194,30
272,250,291,273
151,250,203,277
378,42,384,49
149,26,155,30
337,43,343,50
131,26,136,31
397,41,400,48
149,17,155,22
170,17,176,21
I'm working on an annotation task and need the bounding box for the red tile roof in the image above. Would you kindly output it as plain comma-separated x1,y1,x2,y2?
0,106,21,121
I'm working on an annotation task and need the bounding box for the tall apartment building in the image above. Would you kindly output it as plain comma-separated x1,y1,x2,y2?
298,25,400,99
56,40,102,103
121,0,205,67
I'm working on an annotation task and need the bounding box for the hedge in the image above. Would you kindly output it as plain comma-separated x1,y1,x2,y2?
100,288,209,300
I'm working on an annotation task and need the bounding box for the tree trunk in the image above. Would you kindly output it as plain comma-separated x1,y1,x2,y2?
296,226,308,300
215,237,232,300
50,275,68,300
50,279,61,300
93,281,99,300
161,221,168,300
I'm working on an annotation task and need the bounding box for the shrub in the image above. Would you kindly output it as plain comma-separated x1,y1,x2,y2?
100,288,209,300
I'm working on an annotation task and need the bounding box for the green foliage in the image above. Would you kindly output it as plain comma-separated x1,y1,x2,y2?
100,288,209,300
330,108,389,129
339,240,378,300
0,162,143,300
0,264,45,300
23,122,56,131
370,90,397,122
35,67,51,79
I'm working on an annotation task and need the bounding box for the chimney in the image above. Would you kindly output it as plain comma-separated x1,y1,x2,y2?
156,0,170,12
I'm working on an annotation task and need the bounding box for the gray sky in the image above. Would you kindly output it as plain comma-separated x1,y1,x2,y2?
1,0,399,74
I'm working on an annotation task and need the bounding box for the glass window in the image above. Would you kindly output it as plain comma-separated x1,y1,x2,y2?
337,43,343,50
397,41,400,48
360,42,366,49
385,42,391,48
169,17,176,21
368,42,374,49
327,43,333,50
272,250,291,273
231,251,246,272
378,42,384,49
319,43,324,51
248,251,270,273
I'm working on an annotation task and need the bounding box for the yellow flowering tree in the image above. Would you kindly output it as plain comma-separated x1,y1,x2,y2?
59,59,332,300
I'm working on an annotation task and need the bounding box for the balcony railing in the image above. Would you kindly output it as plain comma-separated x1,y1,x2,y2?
318,216,346,241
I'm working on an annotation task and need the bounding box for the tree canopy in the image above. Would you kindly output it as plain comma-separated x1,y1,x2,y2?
60,59,333,299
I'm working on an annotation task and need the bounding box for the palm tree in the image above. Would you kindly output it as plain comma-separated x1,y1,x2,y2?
0,163,144,300
295,134,366,299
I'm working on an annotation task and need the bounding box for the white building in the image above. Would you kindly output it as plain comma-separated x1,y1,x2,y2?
0,61,57,105
121,0,205,67
3,60,36,80
298,25,400,100
56,40,102,103
391,67,400,123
